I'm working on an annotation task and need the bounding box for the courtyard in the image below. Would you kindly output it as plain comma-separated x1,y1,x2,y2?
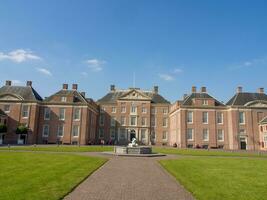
1,145,267,200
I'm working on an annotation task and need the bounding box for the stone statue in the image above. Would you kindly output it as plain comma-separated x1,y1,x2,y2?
128,138,138,147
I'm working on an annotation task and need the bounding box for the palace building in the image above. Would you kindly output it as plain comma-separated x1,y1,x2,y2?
97,85,170,145
1,80,267,151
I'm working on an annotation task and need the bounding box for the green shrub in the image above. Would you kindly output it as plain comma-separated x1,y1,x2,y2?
16,125,28,134
0,123,7,133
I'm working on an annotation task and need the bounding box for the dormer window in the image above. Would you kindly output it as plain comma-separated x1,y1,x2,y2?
202,99,208,105
61,97,67,102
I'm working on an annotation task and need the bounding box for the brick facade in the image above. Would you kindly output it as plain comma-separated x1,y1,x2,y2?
1,80,267,150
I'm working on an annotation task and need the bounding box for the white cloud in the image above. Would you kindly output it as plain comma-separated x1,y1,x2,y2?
81,72,88,76
86,59,106,71
229,56,267,70
11,80,23,85
0,49,41,63
173,68,183,74
158,73,174,81
36,67,52,76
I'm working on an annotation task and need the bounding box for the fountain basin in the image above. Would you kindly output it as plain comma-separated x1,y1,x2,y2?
115,146,152,154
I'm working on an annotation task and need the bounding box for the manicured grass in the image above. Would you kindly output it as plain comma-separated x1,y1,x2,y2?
160,157,267,200
153,147,267,157
0,145,113,152
0,152,107,200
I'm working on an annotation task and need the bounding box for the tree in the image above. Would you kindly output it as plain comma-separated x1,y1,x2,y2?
16,125,28,135
0,123,7,133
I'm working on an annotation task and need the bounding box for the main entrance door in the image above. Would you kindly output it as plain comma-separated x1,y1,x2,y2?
240,137,247,150
130,130,136,141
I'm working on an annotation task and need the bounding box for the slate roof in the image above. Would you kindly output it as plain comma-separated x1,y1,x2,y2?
0,86,42,101
97,89,170,104
260,116,267,124
44,89,87,103
226,93,267,106
181,92,225,106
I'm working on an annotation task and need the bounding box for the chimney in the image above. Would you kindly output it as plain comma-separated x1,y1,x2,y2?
72,84,78,90
153,86,159,94
5,80,11,86
191,86,197,93
183,94,188,99
258,88,264,94
200,86,207,93
26,81,32,87
81,92,85,97
110,84,115,92
237,86,243,93
62,84,68,90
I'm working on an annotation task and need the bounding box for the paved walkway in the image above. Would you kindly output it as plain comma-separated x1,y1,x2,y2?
64,154,194,200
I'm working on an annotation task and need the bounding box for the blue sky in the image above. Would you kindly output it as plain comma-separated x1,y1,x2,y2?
0,0,267,102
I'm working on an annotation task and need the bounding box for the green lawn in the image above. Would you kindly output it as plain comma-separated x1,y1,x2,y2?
153,147,267,157
160,157,267,200
0,152,107,200
0,145,113,152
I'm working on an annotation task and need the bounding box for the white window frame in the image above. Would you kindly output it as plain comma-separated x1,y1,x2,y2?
163,108,168,115
131,105,137,114
141,117,147,126
59,108,65,120
61,96,67,102
187,111,193,124
42,125,49,137
72,125,80,137
111,116,116,127
142,106,147,114
57,125,64,137
151,116,156,127
44,108,50,120
203,129,209,141
111,107,116,113
217,129,224,142
73,108,81,121
187,128,194,141
217,112,223,124
202,112,209,124
121,106,126,113
239,111,245,124
202,99,208,105
163,117,168,127
162,131,168,140
130,116,137,126
22,105,29,118
151,107,156,114
121,116,126,126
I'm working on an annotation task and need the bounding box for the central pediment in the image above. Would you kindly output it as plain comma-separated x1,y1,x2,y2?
245,100,267,108
119,89,152,101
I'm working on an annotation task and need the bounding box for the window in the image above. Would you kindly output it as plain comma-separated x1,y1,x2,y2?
151,108,156,114
121,116,126,126
120,129,126,139
162,131,167,140
187,111,193,123
264,134,267,148
99,114,104,125
44,108,50,120
142,106,147,113
239,111,245,124
73,108,80,121
163,108,168,115
130,116,137,126
141,129,146,139
99,128,104,138
187,128,194,141
131,105,137,114
72,125,79,137
4,105,10,113
61,96,67,102
217,112,223,124
163,118,168,127
42,125,49,137
100,107,106,113
141,117,147,126
22,105,29,118
121,106,126,113
151,116,156,127
57,125,64,137
203,129,209,141
110,129,115,139
217,129,224,141
202,99,208,105
111,116,116,127
151,131,156,140
202,112,208,124
59,108,65,120
111,107,116,113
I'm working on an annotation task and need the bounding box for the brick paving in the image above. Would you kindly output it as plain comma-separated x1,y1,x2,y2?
64,154,194,200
